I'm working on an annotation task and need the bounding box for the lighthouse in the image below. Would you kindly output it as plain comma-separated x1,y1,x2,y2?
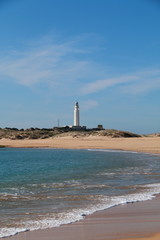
74,102,80,126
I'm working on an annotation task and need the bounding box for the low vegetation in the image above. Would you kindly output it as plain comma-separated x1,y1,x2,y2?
0,127,156,140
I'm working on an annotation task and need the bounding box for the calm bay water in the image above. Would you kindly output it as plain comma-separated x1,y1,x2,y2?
0,148,160,238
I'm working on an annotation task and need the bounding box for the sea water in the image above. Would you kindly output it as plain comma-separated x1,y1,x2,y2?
0,148,160,238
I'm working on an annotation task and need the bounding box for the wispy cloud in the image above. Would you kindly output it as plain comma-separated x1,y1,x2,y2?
81,69,160,95
0,35,104,93
0,36,98,91
0,38,88,86
0,35,159,99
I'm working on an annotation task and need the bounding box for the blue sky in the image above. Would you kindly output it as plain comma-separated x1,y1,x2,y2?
0,0,160,134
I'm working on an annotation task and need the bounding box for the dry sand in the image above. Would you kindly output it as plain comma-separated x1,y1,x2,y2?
0,136,160,154
1,136,160,240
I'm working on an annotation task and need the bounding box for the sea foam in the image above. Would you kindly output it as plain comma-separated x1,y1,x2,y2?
1,182,160,238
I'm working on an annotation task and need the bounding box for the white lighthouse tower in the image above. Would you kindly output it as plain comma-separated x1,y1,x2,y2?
74,102,80,126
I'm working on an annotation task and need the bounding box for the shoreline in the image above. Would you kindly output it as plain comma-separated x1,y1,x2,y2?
0,136,160,154
1,136,160,240
3,195,160,240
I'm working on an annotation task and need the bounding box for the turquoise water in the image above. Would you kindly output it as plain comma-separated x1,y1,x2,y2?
0,148,160,238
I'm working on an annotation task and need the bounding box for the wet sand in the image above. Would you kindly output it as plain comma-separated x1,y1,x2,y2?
0,136,160,154
1,136,160,240
4,196,160,240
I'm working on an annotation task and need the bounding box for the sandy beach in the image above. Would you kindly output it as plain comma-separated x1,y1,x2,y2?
0,136,160,154
1,136,160,240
